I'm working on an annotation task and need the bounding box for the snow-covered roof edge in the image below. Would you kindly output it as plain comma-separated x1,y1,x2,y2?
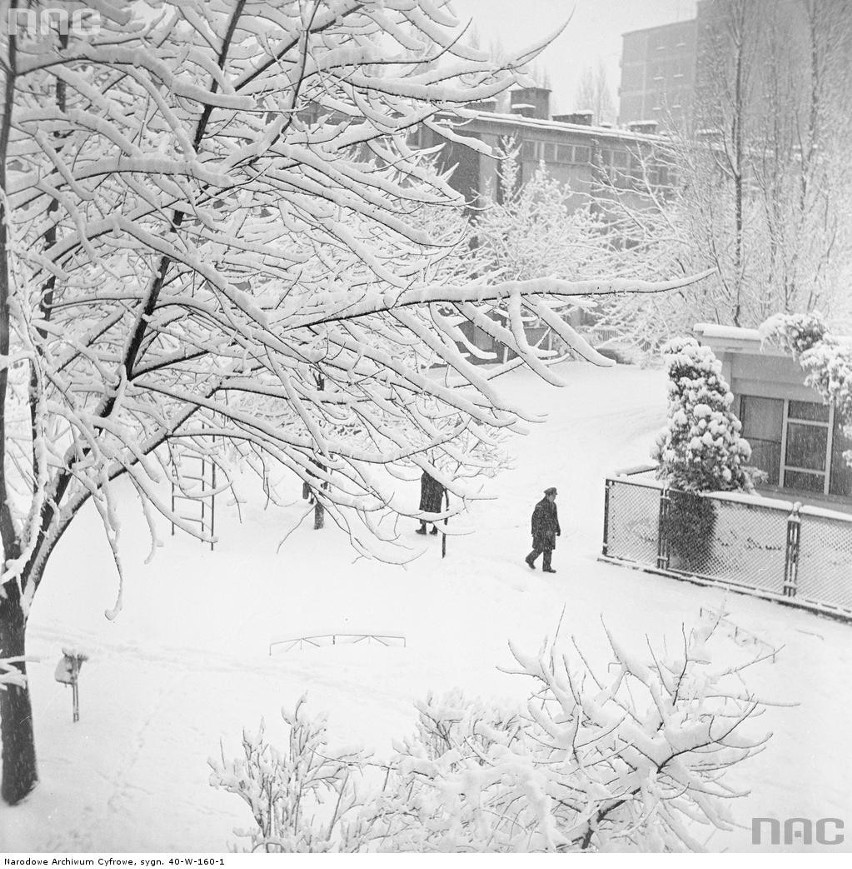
692,322,785,356
693,323,762,343
694,322,852,355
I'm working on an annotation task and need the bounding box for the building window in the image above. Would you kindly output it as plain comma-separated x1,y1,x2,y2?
785,422,828,471
741,395,783,485
788,400,830,423
612,150,628,168
520,141,536,161
741,395,848,496
782,400,831,493
830,409,852,496
573,145,590,164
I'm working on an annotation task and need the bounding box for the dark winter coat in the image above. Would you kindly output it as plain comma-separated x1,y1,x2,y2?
531,497,560,551
419,471,446,514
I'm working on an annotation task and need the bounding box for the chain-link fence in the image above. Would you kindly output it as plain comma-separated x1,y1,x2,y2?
602,473,852,620
604,476,662,567
797,513,852,613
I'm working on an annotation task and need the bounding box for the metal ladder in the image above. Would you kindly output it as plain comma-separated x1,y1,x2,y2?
170,449,217,551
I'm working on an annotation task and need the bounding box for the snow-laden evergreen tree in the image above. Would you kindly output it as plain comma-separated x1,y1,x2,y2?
653,337,753,493
0,0,711,803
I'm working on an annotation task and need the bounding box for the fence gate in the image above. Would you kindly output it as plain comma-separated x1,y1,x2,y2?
170,449,217,551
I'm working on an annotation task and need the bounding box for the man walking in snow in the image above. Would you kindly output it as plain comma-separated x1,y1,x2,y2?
416,469,446,535
525,487,560,573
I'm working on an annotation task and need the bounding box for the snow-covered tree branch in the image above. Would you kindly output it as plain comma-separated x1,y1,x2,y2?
211,611,774,852
0,0,710,804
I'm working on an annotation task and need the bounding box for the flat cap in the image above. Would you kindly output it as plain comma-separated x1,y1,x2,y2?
544,486,557,496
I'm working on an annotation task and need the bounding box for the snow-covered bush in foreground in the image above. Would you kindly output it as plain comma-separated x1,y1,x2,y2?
211,613,772,852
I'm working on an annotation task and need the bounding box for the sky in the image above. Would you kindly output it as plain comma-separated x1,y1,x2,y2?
449,0,698,116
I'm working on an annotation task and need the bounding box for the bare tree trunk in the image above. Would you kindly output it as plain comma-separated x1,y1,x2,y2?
0,579,37,805
730,1,746,327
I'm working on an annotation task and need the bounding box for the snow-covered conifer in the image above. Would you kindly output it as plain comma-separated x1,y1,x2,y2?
653,337,753,493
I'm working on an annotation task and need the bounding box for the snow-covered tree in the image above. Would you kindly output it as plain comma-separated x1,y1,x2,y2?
761,311,852,456
592,0,852,349
573,59,616,126
653,337,753,493
0,0,711,804
652,337,753,570
211,612,773,852
0,658,25,690
462,148,620,358
474,150,615,284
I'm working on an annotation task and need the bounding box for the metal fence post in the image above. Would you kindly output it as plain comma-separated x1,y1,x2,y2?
657,487,671,570
784,503,801,597
602,479,614,556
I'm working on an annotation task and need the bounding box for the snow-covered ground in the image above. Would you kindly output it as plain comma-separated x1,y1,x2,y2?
2,363,851,852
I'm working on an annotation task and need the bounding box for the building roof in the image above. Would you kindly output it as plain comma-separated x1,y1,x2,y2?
693,322,786,356
693,322,852,356
621,18,697,39
457,110,666,145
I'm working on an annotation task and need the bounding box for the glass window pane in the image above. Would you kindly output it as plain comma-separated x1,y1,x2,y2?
788,400,830,422
785,422,828,471
741,396,783,485
749,441,781,485
783,469,826,493
741,396,783,442
830,411,852,496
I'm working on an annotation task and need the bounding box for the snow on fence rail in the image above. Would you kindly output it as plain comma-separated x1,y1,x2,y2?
601,473,852,621
269,633,407,654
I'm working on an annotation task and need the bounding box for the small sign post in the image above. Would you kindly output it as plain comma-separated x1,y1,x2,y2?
55,650,87,722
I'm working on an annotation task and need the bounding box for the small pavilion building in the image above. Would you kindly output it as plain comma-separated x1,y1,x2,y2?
693,323,852,505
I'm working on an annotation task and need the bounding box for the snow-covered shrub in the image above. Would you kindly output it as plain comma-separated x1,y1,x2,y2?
652,337,753,569
760,311,829,358
761,312,852,425
208,696,366,853
213,613,771,852
653,337,753,493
